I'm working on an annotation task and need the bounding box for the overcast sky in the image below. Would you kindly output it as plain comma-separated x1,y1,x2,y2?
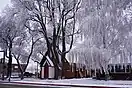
0,0,10,11
0,0,10,56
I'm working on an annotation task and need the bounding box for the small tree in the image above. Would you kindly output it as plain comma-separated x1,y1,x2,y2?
0,6,26,81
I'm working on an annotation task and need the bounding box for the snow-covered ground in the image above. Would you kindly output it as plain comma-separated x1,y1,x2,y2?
3,78,132,88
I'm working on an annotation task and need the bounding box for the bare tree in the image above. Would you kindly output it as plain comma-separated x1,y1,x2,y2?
11,0,81,79
0,6,26,81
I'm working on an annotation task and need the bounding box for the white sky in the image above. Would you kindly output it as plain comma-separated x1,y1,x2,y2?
0,0,10,59
0,0,10,11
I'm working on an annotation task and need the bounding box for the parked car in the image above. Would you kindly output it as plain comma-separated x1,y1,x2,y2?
24,72,33,77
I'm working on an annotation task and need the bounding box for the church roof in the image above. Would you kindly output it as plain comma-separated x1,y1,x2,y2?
40,56,54,67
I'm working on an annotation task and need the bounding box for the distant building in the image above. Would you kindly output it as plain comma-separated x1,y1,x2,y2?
40,56,55,79
11,64,26,77
108,63,131,73
108,63,132,80
0,58,26,78
0,58,7,78
40,56,89,79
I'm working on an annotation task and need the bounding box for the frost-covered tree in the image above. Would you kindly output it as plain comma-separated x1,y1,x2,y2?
0,6,27,81
10,0,81,79
0,4,41,80
2,0,132,80
69,0,132,76
12,31,41,79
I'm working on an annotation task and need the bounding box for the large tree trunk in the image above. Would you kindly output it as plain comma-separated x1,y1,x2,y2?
7,53,12,81
7,43,12,82
47,47,60,79
15,58,24,80
61,16,66,78
43,31,60,79
20,72,24,80
61,53,66,78
52,49,60,79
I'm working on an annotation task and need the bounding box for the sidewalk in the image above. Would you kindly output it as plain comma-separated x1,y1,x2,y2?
0,78,132,88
